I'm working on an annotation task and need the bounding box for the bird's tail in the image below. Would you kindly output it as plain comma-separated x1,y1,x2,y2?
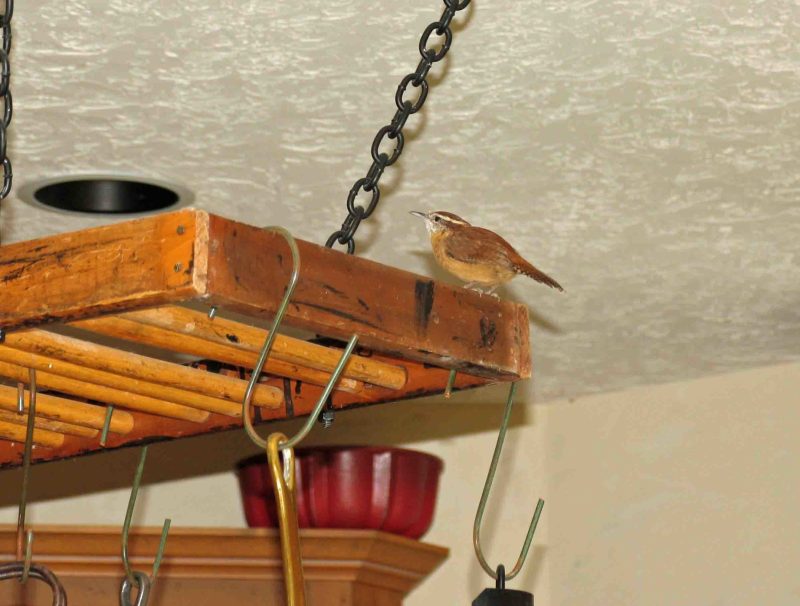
514,260,564,291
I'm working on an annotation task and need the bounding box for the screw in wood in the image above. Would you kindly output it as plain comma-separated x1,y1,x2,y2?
320,410,335,429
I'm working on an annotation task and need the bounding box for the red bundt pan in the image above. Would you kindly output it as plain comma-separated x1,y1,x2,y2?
237,446,443,539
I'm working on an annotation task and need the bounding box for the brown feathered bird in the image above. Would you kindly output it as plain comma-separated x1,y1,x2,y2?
410,210,563,294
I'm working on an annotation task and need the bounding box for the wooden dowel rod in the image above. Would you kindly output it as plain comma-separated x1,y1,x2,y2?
119,306,407,390
0,420,64,448
0,361,209,423
72,317,365,393
0,409,98,439
3,330,282,408
0,384,133,434
0,346,281,417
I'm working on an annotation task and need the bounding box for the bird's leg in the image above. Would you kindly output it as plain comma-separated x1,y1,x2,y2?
463,282,484,296
485,284,501,298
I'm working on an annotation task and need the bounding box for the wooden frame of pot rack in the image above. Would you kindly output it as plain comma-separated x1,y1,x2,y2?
0,209,531,468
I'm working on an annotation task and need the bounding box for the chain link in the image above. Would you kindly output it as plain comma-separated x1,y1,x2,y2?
0,0,13,203
326,0,470,254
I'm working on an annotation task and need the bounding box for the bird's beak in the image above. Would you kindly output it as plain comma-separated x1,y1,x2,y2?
409,210,427,220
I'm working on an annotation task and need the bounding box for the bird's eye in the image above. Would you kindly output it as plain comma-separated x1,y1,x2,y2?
433,216,441,222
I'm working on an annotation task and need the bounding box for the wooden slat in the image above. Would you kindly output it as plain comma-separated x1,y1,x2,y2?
0,409,98,438
0,210,201,330
0,341,281,417
2,330,281,409
0,361,209,423
204,214,531,380
0,420,64,447
0,354,492,468
117,306,407,390
0,384,133,434
72,316,365,393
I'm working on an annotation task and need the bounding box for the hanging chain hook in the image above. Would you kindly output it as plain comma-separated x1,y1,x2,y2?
0,0,12,244
241,227,359,456
16,367,37,584
325,0,471,254
473,382,545,581
120,446,170,606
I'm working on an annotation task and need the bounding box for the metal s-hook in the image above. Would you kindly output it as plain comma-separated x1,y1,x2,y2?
241,226,359,453
100,405,114,446
473,382,545,582
120,446,170,606
16,367,37,584
238,227,359,606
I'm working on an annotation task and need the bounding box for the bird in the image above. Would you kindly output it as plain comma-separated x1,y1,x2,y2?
410,210,563,295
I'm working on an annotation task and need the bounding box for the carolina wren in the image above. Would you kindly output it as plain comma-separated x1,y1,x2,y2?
410,210,563,294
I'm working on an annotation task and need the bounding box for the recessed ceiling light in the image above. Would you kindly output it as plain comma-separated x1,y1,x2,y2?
18,175,193,215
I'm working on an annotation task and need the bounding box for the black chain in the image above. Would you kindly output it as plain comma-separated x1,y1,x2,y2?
326,0,470,254
0,0,12,207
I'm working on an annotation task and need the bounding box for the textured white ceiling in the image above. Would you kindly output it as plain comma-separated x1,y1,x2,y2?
1,1,798,403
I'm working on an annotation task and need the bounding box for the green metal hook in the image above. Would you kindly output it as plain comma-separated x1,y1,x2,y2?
121,446,171,587
241,226,359,454
473,382,545,581
99,405,114,446
444,369,457,398
17,368,37,584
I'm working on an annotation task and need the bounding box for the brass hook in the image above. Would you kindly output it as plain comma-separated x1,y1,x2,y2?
241,226,359,454
473,382,545,582
16,368,37,583
120,446,170,605
267,432,305,606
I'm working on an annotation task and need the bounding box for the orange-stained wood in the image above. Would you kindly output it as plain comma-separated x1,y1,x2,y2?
0,341,281,417
1,330,281,409
0,209,200,330
0,353,491,468
72,316,365,394
204,213,531,380
0,360,209,423
0,409,98,439
117,306,407,390
0,384,133,434
0,210,530,381
0,419,64,448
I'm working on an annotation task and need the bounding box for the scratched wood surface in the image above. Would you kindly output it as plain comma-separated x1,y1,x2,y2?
0,210,200,330
205,213,531,380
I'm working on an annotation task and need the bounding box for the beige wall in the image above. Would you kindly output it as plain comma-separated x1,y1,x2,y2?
1,362,798,604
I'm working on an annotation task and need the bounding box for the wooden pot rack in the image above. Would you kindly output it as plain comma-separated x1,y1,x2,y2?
0,209,531,468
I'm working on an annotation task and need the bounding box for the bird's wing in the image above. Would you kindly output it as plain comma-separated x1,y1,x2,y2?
446,227,564,291
443,226,515,265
